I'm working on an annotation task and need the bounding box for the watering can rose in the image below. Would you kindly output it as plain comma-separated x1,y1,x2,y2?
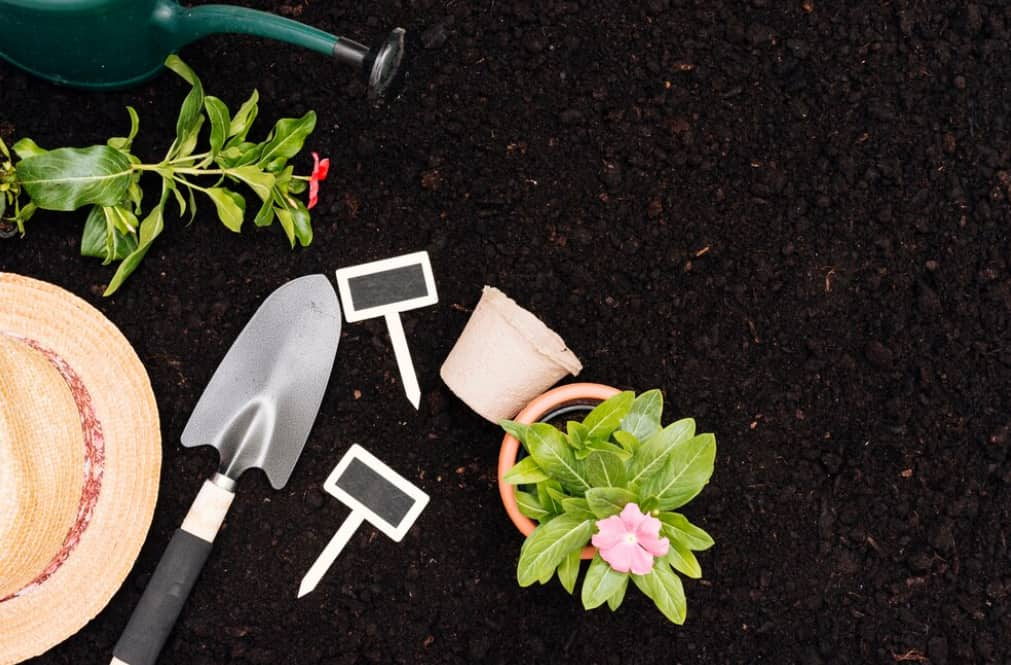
500,388,716,624
0,56,329,296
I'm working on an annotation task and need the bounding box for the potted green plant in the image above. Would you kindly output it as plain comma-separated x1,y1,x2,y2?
498,383,716,624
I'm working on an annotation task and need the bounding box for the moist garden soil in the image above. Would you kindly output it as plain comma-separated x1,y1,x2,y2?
3,1,1011,663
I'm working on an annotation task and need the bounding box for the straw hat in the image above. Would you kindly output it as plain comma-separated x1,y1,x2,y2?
0,273,160,664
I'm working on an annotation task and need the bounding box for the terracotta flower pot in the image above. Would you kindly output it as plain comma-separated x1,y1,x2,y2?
497,382,621,560
440,286,582,423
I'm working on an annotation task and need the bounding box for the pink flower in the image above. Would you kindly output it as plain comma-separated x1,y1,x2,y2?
591,503,670,575
308,152,330,210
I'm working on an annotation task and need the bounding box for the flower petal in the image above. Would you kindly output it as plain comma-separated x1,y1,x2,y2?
317,157,330,180
308,179,320,210
628,545,656,575
592,515,628,550
639,533,670,558
598,540,640,573
619,503,647,531
634,512,663,541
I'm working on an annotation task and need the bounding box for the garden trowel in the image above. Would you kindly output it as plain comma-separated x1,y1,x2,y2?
111,274,341,665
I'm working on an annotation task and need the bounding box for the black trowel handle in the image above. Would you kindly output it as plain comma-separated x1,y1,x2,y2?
111,478,235,665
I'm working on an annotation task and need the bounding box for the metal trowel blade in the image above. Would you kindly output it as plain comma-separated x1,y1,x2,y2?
180,274,341,489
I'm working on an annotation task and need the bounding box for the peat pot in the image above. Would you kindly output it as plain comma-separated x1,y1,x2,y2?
440,286,582,423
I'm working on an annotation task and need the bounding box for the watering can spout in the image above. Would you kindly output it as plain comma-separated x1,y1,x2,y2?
0,0,405,94
156,2,405,98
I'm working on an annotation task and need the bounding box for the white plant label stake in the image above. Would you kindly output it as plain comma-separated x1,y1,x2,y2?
335,251,438,409
298,444,429,597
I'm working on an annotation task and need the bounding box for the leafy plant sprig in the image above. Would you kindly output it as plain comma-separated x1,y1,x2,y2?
500,389,716,624
0,55,329,295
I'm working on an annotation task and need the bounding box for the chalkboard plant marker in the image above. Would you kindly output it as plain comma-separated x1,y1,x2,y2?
298,444,429,597
440,286,582,422
335,251,438,409
497,386,717,625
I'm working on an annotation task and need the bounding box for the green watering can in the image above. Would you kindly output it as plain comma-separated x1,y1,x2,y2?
0,0,405,94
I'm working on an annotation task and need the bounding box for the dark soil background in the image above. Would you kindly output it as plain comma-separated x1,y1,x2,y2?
3,0,1011,663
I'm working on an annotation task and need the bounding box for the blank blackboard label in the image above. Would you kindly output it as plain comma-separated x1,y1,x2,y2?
347,264,429,311
335,251,437,323
300,445,431,597
323,444,430,540
335,457,415,527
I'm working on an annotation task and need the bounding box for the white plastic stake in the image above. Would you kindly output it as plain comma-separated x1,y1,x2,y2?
297,511,365,598
385,312,420,409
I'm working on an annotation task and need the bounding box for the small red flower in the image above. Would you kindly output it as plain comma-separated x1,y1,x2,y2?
308,152,330,210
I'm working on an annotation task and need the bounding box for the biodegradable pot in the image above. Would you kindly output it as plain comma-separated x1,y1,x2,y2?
440,286,583,423
497,382,621,560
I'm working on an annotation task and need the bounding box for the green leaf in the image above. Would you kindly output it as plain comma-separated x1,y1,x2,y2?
228,89,259,140
107,106,140,151
252,196,273,227
500,419,530,445
628,418,696,486
80,206,106,257
581,554,629,610
290,202,312,247
80,206,136,262
204,96,231,158
127,180,143,214
167,180,187,217
537,480,564,516
582,391,634,440
567,421,588,449
103,204,137,236
515,490,550,522
103,198,165,295
174,115,205,160
205,187,245,232
0,136,10,159
584,450,627,488
584,439,632,461
165,55,205,160
585,487,637,519
560,498,595,520
613,430,642,454
16,146,132,210
632,563,687,624
525,423,591,495
606,575,629,611
640,433,716,511
12,137,47,159
185,185,197,224
545,485,571,508
620,389,664,441
229,165,274,202
658,513,715,551
502,456,550,485
256,111,316,170
274,207,296,246
662,535,702,579
218,140,261,168
517,514,593,587
639,496,660,513
558,550,581,595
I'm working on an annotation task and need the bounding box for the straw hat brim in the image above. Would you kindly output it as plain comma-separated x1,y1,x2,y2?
0,273,161,664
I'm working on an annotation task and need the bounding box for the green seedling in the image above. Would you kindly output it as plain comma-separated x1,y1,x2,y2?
0,55,329,295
